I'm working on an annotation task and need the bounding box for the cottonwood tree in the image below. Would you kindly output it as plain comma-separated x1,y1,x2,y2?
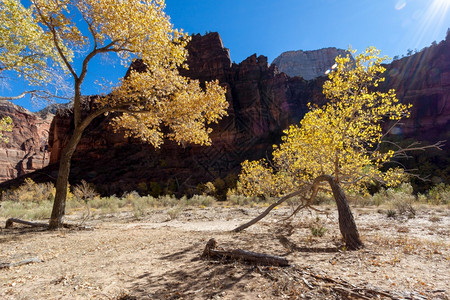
237,47,441,250
5,0,228,229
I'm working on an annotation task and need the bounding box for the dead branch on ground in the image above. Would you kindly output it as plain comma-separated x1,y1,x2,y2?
201,238,289,267
0,257,41,269
5,218,48,229
5,218,91,230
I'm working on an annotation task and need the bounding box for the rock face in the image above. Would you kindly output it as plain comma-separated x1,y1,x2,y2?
272,48,350,80
2,32,449,194
381,38,450,145
0,101,51,182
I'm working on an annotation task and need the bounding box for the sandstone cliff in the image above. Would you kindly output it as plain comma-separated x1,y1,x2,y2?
381,38,450,145
272,48,350,80
1,32,449,195
0,101,51,182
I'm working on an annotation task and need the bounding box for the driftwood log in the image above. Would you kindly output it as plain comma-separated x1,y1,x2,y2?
5,218,86,230
5,218,48,229
201,238,289,267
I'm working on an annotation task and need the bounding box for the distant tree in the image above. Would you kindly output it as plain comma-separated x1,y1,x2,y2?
0,116,13,143
236,47,442,250
3,0,228,228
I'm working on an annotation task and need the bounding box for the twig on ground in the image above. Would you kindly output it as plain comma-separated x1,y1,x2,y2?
0,257,41,269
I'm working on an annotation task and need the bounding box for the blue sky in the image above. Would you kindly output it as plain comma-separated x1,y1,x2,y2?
165,0,450,63
3,0,450,111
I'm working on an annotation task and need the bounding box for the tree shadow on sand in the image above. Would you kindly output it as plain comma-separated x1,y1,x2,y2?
126,243,258,299
277,235,340,254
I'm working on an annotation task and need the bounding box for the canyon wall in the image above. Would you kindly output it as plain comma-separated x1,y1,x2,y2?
272,48,350,80
0,101,51,182
1,31,448,194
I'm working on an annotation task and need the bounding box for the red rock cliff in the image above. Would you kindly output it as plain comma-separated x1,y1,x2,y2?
15,32,450,195
0,101,51,182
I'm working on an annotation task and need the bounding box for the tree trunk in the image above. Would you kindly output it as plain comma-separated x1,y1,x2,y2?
233,175,363,250
48,127,84,229
316,175,363,250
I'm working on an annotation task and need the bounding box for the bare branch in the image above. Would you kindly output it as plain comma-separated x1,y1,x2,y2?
0,90,70,101
32,3,77,80
0,90,39,101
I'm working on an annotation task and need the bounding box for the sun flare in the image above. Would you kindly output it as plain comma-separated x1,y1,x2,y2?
414,0,450,48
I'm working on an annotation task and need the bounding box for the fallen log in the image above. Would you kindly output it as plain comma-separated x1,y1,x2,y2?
201,238,289,267
5,218,48,229
5,218,86,230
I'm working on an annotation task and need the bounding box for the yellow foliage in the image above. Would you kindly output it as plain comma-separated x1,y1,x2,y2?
0,116,13,143
0,0,70,85
20,0,229,145
239,47,410,196
107,70,228,147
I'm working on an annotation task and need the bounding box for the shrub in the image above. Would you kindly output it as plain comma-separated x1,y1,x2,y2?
0,200,53,220
427,184,450,205
167,206,182,220
2,178,55,203
309,217,328,237
149,182,162,197
213,177,227,201
73,180,98,203
187,195,216,207
386,209,397,218
158,194,178,207
123,191,141,203
199,182,216,196
387,183,416,217
132,197,148,218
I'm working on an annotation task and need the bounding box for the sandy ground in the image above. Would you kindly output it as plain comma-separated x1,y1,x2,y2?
0,205,449,299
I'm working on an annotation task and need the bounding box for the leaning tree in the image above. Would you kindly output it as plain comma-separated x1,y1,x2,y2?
3,0,228,228
236,47,442,250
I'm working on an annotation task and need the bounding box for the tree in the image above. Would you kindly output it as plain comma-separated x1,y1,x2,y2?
0,0,69,101
0,116,13,142
5,0,228,228
237,47,413,250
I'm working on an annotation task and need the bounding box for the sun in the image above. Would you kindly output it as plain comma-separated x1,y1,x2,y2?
426,0,450,24
429,0,450,13
414,0,450,47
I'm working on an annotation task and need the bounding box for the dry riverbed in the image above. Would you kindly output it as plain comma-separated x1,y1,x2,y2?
1,205,449,299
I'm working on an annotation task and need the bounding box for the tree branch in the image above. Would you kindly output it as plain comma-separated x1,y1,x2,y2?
0,90,70,101
232,189,306,232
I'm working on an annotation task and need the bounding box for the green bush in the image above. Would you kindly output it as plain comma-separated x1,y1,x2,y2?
310,217,328,237
187,195,216,207
0,200,53,220
427,184,450,205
